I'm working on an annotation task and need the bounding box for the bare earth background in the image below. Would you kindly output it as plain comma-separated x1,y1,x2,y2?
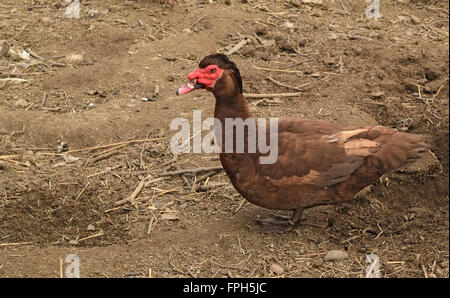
0,0,448,278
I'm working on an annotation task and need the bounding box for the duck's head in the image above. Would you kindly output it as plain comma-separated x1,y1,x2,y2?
176,53,242,98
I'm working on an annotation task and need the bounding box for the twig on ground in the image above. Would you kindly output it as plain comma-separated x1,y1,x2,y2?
267,76,309,91
140,129,152,169
0,78,28,83
77,230,105,242
40,93,47,108
227,39,250,56
87,165,122,178
95,143,129,156
0,241,32,247
253,65,303,73
147,215,156,235
421,264,428,278
52,137,164,155
195,182,228,192
157,166,223,177
75,182,90,200
234,198,246,213
283,58,316,69
59,258,64,278
90,151,119,164
244,92,303,99
114,180,146,206
337,0,350,15
195,170,221,184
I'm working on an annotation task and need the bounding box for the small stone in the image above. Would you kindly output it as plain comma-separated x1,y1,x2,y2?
324,250,348,261
425,68,439,81
224,0,232,5
66,53,84,64
61,153,79,163
289,0,300,7
283,22,295,29
60,142,69,150
370,91,385,99
355,185,373,199
329,33,338,40
257,51,270,61
410,15,421,25
241,47,255,57
269,264,284,275
311,8,324,17
366,19,382,30
298,38,307,47
57,142,69,153
141,97,156,102
69,240,80,245
323,56,336,65
254,25,268,36
88,9,99,18
397,15,409,22
0,40,9,57
311,258,324,267
160,213,179,221
41,16,52,23
182,28,192,34
248,36,258,45
261,39,275,47
14,98,29,108
0,161,8,171
116,19,127,25
87,224,95,231
277,39,298,53
86,90,98,95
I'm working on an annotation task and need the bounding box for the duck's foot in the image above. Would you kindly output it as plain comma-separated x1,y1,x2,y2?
254,217,293,233
254,208,305,233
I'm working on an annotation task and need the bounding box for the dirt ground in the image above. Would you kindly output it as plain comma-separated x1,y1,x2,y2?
0,0,448,278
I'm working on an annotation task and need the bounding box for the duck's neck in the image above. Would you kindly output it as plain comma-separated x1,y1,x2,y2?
213,92,253,121
213,92,254,157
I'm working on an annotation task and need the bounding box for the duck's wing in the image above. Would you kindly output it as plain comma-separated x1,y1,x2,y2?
255,119,428,190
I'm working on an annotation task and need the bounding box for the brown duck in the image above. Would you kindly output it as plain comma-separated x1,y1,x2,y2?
176,54,429,232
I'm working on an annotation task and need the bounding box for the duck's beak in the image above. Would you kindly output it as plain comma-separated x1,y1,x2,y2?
176,79,204,95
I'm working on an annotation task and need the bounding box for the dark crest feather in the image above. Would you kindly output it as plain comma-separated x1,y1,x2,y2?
199,53,243,93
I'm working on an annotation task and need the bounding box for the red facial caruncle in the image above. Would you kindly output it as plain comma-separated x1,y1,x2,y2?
176,65,224,95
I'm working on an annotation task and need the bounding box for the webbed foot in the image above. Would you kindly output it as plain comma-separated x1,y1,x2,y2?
254,208,305,233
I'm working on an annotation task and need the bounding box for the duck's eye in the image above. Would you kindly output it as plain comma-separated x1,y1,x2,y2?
210,68,216,74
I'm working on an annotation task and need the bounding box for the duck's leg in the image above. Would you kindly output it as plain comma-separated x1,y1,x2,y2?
289,207,305,225
255,208,305,233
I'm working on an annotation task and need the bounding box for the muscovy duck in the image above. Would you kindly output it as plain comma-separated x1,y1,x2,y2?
176,54,429,232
